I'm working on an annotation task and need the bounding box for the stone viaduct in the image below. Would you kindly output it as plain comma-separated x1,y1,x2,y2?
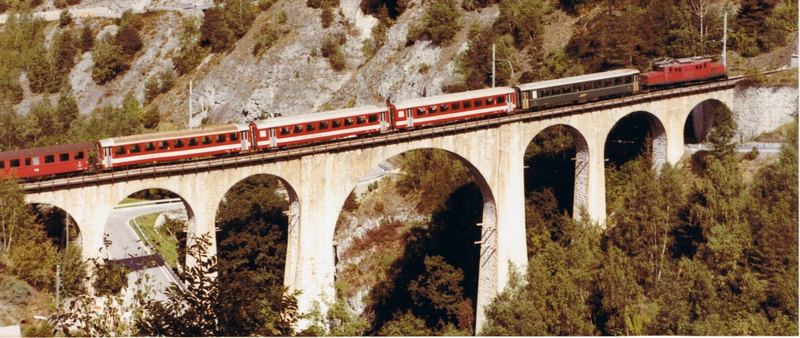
22,82,736,332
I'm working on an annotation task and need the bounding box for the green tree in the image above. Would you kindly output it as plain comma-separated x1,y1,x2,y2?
53,29,78,75
222,0,257,38
0,66,23,104
173,17,207,75
408,255,466,328
27,44,60,93
58,9,72,27
408,0,462,45
55,86,79,134
378,312,433,336
91,37,128,84
78,25,94,52
495,0,548,49
115,22,143,56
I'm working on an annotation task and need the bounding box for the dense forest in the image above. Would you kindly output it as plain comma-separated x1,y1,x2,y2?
0,0,797,336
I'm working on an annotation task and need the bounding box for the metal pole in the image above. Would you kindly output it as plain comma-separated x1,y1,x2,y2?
55,265,61,313
189,80,193,130
722,11,727,67
492,44,496,88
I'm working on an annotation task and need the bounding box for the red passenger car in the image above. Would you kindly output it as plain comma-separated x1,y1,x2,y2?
251,105,389,149
640,57,727,87
98,124,250,168
390,87,516,129
0,142,94,178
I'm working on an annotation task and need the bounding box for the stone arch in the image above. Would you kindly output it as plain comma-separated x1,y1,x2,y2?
606,111,668,169
523,124,591,218
24,199,84,250
684,98,734,144
213,173,300,286
334,146,498,333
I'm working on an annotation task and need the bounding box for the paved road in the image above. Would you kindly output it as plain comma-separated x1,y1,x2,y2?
685,142,785,154
104,201,185,301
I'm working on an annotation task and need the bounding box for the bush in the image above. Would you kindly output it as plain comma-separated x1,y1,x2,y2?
173,17,207,75
200,6,233,52
321,1,334,28
115,23,143,56
140,105,160,129
258,0,278,11
407,0,462,46
0,275,30,305
252,23,279,56
92,261,129,296
91,38,129,84
59,9,72,27
79,25,94,52
144,69,175,102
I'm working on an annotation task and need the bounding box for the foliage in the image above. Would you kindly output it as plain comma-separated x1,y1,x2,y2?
495,0,548,49
321,35,346,71
377,311,432,336
302,298,370,336
320,1,333,28
200,6,233,53
144,69,176,102
394,149,472,214
222,0,257,38
92,260,129,296
58,9,72,28
459,25,517,88
91,36,129,84
407,0,462,46
78,25,94,52
173,17,208,75
360,0,408,20
362,19,388,58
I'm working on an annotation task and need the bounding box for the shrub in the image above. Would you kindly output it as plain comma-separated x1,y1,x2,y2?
223,0,257,38
0,275,30,305
321,36,346,71
201,6,233,52
92,261,129,296
321,1,333,28
144,69,175,102
252,23,279,56
361,20,387,58
407,0,462,45
91,37,129,84
258,0,278,11
140,105,160,129
79,25,94,52
59,9,72,27
115,23,143,56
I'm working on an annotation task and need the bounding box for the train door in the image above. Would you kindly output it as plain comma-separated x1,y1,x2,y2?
240,130,249,150
407,109,414,128
269,128,277,148
103,147,112,168
632,74,640,93
379,112,388,132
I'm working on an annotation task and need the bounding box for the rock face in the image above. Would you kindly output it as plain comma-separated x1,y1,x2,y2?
732,85,799,141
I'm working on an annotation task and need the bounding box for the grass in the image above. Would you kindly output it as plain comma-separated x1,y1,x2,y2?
119,197,147,205
131,213,179,269
0,273,53,328
752,121,797,143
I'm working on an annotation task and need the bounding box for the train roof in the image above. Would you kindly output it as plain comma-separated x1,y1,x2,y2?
253,105,387,129
0,141,95,161
516,69,640,91
99,124,249,147
393,87,515,110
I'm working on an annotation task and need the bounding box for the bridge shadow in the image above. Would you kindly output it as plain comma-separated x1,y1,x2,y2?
366,182,482,334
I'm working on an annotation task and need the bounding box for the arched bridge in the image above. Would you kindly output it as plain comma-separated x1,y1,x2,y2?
22,78,740,331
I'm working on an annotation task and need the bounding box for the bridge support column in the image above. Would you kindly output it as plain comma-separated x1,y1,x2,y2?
585,136,607,226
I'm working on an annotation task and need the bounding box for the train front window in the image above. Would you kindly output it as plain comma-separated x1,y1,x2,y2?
75,152,85,160
60,153,71,160
10,159,19,168
160,141,169,150
45,155,55,163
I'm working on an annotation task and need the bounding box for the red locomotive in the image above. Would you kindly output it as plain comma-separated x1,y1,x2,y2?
640,57,727,87
0,58,727,179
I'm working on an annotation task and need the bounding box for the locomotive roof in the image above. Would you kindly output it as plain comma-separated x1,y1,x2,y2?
99,124,249,147
253,105,387,129
0,141,95,161
393,87,515,110
516,69,640,91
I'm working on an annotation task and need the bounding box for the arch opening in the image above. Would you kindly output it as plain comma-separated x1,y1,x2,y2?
101,189,193,298
605,111,667,169
213,174,297,336
684,99,732,145
332,148,496,335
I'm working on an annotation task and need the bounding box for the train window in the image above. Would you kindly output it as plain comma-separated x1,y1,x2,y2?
0,161,3,169
463,101,471,109
75,151,84,160
319,121,328,130
45,155,55,163
217,134,226,143
293,125,303,133
280,127,290,135
129,145,141,154
429,106,437,113
202,136,212,145
440,104,448,112
417,107,425,116
451,102,460,110
486,97,494,105
31,157,39,165
230,133,239,141
160,141,169,150
188,138,198,146
332,120,341,128
307,123,315,131
60,153,70,161
145,143,155,151
368,114,378,122
357,116,367,124
475,99,482,107
115,146,126,155
24,158,30,166
10,159,19,168
344,118,353,126
175,140,184,148
624,76,632,84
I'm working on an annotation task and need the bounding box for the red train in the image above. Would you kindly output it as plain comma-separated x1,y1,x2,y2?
0,57,726,179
